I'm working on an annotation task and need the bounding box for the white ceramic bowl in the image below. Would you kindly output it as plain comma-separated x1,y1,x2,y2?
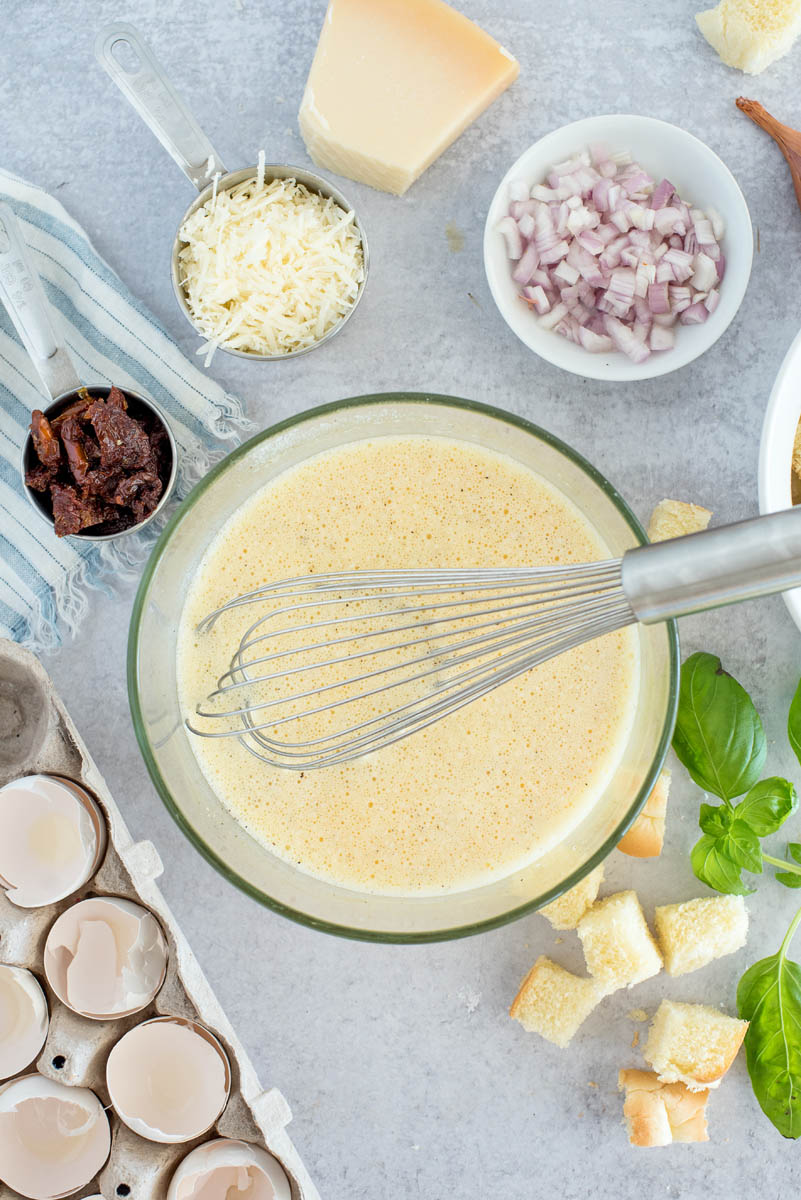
484,114,753,382
759,326,801,630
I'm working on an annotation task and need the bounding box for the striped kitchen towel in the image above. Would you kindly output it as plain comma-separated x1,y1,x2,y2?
0,168,251,652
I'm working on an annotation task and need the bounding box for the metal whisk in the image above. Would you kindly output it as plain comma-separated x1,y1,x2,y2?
186,509,801,769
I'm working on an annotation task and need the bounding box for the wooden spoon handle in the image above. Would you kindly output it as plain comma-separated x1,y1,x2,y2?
737,97,801,215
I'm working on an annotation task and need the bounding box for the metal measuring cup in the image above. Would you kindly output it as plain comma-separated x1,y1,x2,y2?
0,203,177,541
95,23,370,362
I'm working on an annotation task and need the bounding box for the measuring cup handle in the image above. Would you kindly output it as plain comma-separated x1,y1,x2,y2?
95,23,228,192
0,204,81,402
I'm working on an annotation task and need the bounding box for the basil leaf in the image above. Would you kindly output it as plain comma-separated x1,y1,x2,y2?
789,677,801,769
776,872,801,890
789,844,801,866
722,821,763,874
673,652,766,801
691,834,753,895
738,951,801,1138
699,803,732,838
735,778,798,837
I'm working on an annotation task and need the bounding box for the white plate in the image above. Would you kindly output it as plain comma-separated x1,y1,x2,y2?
759,325,801,630
484,114,753,382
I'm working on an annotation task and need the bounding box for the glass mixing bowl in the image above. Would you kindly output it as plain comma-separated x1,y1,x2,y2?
129,395,678,942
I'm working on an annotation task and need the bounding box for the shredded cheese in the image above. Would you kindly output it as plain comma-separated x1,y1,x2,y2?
178,173,364,357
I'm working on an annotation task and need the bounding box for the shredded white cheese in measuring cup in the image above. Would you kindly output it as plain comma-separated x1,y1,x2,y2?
177,166,364,359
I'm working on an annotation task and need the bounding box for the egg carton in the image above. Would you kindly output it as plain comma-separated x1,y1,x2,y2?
0,638,321,1200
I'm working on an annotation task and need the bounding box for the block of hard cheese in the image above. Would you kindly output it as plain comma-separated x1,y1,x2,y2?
298,0,519,195
696,0,801,74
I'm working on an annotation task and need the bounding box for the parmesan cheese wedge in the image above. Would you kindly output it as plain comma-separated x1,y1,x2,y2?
298,0,519,196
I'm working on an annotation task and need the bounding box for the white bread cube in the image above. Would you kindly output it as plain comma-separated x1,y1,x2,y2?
618,769,671,858
696,0,801,74
541,864,604,930
510,956,605,1048
644,999,748,1090
577,891,663,990
654,895,748,976
619,1069,710,1146
647,499,712,542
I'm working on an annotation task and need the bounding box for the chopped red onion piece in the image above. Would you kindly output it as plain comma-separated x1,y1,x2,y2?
647,281,670,313
513,241,541,284
577,230,605,255
599,160,618,178
705,288,720,313
553,260,580,286
497,216,523,259
518,212,535,240
540,239,570,265
669,285,693,313
650,178,676,210
650,324,675,351
604,314,651,363
691,252,718,292
531,185,559,202
706,207,725,240
679,301,710,325
579,327,613,352
539,301,569,331
652,311,677,327
508,179,530,203
522,285,550,315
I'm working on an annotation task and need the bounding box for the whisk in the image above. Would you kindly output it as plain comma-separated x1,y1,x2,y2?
187,508,801,770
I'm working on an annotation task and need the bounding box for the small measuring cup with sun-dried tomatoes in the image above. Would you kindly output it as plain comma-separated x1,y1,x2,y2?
0,203,176,540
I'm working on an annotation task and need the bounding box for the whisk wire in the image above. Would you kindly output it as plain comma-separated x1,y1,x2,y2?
187,560,634,768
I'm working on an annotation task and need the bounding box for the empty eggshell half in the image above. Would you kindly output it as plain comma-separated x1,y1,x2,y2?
167,1137,292,1200
0,965,49,1080
43,895,168,1019
0,1074,110,1200
106,1017,231,1143
0,775,106,908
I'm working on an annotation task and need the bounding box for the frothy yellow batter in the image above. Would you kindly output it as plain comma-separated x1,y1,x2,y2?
177,436,638,895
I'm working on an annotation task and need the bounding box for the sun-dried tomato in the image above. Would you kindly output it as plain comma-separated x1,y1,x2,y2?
26,386,172,537
30,411,62,468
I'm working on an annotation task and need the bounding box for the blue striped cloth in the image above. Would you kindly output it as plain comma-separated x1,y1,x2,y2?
0,169,251,651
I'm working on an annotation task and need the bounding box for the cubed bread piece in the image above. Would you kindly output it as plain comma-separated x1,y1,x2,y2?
644,999,748,1090
618,769,671,858
654,895,748,977
541,864,605,930
619,1069,710,1146
696,0,801,74
510,957,605,1048
647,499,712,542
577,891,663,990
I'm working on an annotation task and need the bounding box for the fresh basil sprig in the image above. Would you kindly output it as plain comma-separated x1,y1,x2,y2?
673,652,801,1138
673,651,766,801
738,906,801,1139
673,653,799,893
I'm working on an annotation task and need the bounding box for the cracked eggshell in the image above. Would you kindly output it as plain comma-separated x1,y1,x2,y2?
43,896,168,1020
0,775,106,908
0,1074,110,1200
106,1017,231,1143
0,965,49,1081
167,1138,292,1200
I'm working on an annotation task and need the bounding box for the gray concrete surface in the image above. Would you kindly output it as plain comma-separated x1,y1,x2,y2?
4,0,801,1195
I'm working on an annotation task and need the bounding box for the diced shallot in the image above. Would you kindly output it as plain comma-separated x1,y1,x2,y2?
497,216,522,260
500,145,726,361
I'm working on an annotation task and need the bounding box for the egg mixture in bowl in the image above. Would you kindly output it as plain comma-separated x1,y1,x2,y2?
129,396,678,940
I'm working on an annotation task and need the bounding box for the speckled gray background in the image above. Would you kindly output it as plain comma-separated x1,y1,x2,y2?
4,0,801,1195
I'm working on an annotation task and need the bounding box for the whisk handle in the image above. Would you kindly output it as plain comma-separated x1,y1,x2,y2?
622,507,801,623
